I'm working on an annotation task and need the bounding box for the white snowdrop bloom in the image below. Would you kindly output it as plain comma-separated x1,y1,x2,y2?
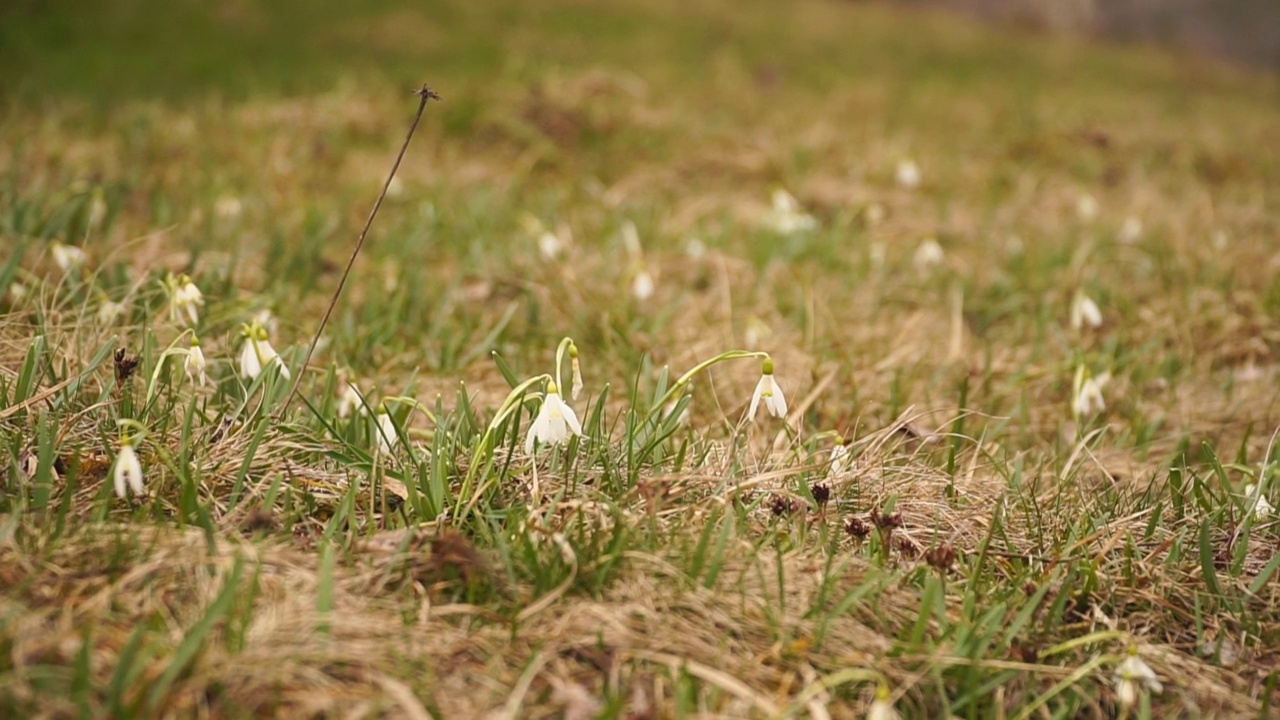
97,300,127,325
385,176,405,199
51,242,86,273
1113,648,1162,708
895,159,921,189
1070,291,1103,330
524,382,583,454
252,309,278,335
215,195,243,220
89,195,108,228
335,376,365,419
169,274,204,326
1072,366,1107,418
1076,193,1099,221
238,322,289,381
829,443,850,476
113,441,145,499
8,282,27,302
1244,484,1274,520
185,339,208,387
632,269,655,302
748,359,787,420
375,405,398,453
684,237,706,260
867,685,900,720
622,220,643,258
868,242,887,271
569,345,584,401
537,231,562,260
1119,216,1143,243
913,238,945,273
764,188,818,235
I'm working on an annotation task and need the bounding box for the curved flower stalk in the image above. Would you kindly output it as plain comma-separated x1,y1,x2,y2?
644,349,781,426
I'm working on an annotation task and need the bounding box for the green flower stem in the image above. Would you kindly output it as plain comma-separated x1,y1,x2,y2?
646,350,770,422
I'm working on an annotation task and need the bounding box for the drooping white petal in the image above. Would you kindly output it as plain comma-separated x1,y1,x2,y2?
239,339,262,379
376,410,398,453
748,373,788,420
525,386,582,454
113,443,144,498
185,344,208,386
895,159,921,189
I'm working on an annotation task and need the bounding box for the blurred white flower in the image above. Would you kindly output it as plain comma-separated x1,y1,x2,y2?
215,195,243,220
238,322,289,381
51,242,86,273
867,684,900,720
97,300,127,325
632,269,655,302
1076,193,1099,222
375,404,398,453
537,232,562,260
385,176,405,199
748,359,787,420
1070,290,1102,330
335,374,365,419
1119,216,1143,243
525,381,583,454
895,159,921,189
1072,366,1108,418
764,188,818,235
913,238,945,273
829,443,850,476
1244,484,1274,520
1113,648,1162,708
113,440,145,499
185,338,208,387
684,237,706,259
8,282,27,302
167,274,204,326
569,345,584,401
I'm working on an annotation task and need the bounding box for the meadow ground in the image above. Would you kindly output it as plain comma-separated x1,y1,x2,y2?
2,0,1280,717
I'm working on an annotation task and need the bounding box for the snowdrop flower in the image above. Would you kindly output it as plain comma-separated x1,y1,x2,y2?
97,300,127,325
335,373,365,419
764,188,818,235
238,322,290,381
1119,216,1143,243
51,242,86,273
913,238,945,273
165,273,204,326
185,337,208,387
895,159,921,189
537,231,562,260
524,381,583,454
1070,290,1102,330
867,684,900,720
829,442,850,476
684,237,706,260
374,404,398,453
1113,647,1162,708
569,344,584,401
1244,484,1274,521
215,195,243,220
1076,193,1099,222
112,439,145,499
385,176,405,199
632,268,655,302
8,282,27,302
748,358,787,420
1072,365,1108,418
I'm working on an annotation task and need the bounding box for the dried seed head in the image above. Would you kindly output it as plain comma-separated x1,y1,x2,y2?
844,517,871,540
924,544,958,572
870,508,903,530
810,482,831,505
894,535,920,559
114,347,140,383
769,494,799,517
